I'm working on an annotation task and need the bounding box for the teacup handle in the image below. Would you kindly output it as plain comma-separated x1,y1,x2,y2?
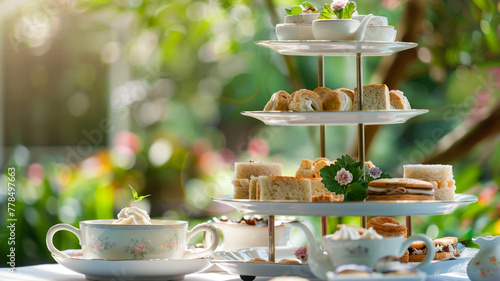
400,234,436,269
183,223,219,259
46,224,82,258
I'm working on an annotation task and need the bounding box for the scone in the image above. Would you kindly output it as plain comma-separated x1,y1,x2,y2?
322,90,353,111
264,90,291,111
289,89,322,112
403,164,456,200
313,86,332,100
367,178,435,201
389,90,411,110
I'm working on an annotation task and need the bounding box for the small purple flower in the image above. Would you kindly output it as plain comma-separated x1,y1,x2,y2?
331,0,348,11
335,168,353,185
369,167,382,179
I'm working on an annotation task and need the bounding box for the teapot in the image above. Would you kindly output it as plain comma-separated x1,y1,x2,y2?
288,221,435,280
312,14,373,41
467,236,500,281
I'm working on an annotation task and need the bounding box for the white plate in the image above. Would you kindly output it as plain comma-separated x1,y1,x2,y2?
212,194,478,216
327,271,426,281
414,247,479,275
207,247,314,278
241,110,428,126
255,40,417,56
52,250,211,281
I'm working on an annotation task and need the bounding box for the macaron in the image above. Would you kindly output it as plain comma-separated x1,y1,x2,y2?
367,178,435,201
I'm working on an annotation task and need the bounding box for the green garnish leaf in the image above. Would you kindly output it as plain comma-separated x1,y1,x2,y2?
301,2,318,13
129,185,151,202
345,182,367,201
291,5,303,15
285,8,293,15
318,11,333,19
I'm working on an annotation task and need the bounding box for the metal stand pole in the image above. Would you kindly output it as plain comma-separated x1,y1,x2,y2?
356,53,367,229
318,55,328,236
268,215,275,262
406,216,412,237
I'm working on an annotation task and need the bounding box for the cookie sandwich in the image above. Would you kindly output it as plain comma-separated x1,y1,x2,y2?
367,178,435,201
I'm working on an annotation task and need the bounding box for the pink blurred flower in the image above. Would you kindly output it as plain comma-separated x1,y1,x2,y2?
479,184,498,205
27,163,44,186
335,168,353,185
113,131,141,154
381,0,401,10
248,138,269,159
331,0,348,11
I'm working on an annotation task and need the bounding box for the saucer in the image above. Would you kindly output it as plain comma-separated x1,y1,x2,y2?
53,249,211,280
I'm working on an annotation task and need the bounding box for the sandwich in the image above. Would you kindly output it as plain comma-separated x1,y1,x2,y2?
409,237,460,262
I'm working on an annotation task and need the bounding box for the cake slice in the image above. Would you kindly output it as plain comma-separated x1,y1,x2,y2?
353,84,390,111
258,176,312,202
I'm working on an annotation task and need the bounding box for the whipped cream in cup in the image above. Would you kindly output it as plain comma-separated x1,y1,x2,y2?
331,225,362,240
360,227,383,240
113,206,152,225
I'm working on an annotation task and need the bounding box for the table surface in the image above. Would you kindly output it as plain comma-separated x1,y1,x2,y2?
1,263,471,281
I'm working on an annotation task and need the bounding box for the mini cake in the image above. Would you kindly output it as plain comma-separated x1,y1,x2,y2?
289,89,323,112
257,176,312,202
389,90,411,110
353,84,391,111
233,162,282,199
263,90,291,111
403,164,456,200
367,178,435,201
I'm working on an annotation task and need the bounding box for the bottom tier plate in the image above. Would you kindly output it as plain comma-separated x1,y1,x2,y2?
208,247,478,280
208,247,314,278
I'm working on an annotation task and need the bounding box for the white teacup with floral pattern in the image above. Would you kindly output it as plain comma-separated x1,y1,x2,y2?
46,220,219,260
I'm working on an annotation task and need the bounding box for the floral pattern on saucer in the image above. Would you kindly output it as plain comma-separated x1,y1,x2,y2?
88,236,116,254
124,238,154,259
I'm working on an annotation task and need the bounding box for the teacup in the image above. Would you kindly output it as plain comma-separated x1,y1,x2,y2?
46,219,219,260
207,221,293,251
323,234,433,268
276,23,314,40
363,26,397,42
352,15,388,26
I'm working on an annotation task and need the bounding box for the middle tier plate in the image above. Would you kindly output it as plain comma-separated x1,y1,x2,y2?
212,194,477,216
242,109,428,126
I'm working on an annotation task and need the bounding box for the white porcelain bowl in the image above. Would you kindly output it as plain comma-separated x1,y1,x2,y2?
352,15,388,26
276,23,314,40
363,25,397,42
284,13,319,24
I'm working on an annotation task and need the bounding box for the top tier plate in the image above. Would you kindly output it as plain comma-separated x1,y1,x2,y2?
255,40,418,56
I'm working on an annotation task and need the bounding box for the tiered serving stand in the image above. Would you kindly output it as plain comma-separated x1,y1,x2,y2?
211,40,478,279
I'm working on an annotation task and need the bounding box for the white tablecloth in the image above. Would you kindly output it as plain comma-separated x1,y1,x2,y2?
0,264,471,281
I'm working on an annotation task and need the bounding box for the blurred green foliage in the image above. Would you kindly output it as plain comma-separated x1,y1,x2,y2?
1,0,499,266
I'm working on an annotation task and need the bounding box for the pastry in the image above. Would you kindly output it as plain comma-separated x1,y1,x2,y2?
334,264,372,277
409,237,460,262
389,90,411,110
403,164,456,200
289,89,323,112
277,259,300,264
295,159,315,178
353,84,391,110
247,258,268,263
294,246,307,262
313,86,332,100
367,178,435,201
312,193,344,202
264,90,291,111
322,90,353,111
336,88,355,104
257,176,312,202
367,217,407,238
